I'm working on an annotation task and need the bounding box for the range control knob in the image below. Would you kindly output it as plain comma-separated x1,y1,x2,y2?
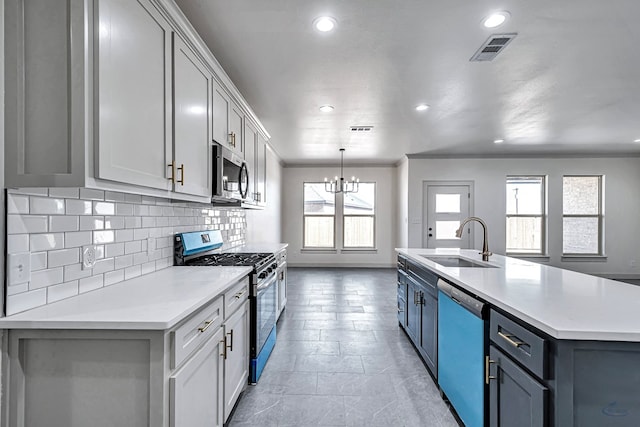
259,271,267,279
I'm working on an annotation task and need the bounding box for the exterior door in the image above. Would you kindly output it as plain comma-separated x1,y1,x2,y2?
424,184,471,249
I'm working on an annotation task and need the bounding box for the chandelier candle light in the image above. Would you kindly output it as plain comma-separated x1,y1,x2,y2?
324,148,360,194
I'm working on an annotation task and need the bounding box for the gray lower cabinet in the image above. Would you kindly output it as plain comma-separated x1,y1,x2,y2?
489,344,548,427
405,276,420,342
419,287,438,375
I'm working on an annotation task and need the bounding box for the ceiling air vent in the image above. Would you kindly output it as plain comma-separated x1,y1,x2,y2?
470,33,517,62
350,126,374,132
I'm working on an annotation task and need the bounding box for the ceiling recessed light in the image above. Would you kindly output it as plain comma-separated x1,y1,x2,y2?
494,139,504,144
483,11,510,28
313,16,337,32
634,138,640,143
319,105,334,113
415,104,430,111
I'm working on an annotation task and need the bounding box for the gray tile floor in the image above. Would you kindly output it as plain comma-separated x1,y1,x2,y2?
228,267,459,427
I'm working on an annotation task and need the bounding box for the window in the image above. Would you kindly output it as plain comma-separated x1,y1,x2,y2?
505,176,546,255
303,183,335,248
563,176,603,255
343,183,375,248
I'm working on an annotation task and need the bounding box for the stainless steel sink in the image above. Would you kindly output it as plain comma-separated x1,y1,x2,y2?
421,255,497,268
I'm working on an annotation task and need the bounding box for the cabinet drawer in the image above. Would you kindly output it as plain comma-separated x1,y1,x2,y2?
490,309,548,379
397,279,406,300
407,261,438,290
172,297,224,369
224,277,249,318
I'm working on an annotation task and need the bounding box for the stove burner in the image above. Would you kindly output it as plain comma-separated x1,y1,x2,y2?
185,252,274,269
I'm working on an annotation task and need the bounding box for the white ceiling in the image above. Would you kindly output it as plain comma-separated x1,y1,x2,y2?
175,0,640,165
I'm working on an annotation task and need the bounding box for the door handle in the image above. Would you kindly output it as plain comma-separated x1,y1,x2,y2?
176,163,184,186
485,356,496,384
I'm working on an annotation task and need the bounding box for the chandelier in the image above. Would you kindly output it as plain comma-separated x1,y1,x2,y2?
324,148,359,194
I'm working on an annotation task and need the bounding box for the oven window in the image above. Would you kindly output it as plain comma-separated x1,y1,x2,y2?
256,279,277,353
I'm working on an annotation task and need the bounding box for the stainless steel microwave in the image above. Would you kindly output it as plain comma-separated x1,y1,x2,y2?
212,143,249,204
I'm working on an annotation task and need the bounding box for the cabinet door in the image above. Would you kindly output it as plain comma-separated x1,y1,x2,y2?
489,345,548,427
223,301,250,422
229,103,244,156
419,290,438,376
243,122,257,203
256,133,268,204
170,328,224,427
212,81,230,147
405,278,420,342
173,35,212,197
96,0,172,191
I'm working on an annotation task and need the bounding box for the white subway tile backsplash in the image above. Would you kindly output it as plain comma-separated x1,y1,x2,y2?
49,215,79,232
30,267,64,290
66,199,92,215
65,231,92,248
80,188,104,200
7,215,48,234
116,203,134,216
11,188,48,196
48,248,80,268
105,243,125,258
31,197,65,214
49,188,80,198
31,233,64,251
31,252,48,271
125,265,142,280
105,216,125,229
93,201,115,215
6,289,47,315
79,275,104,293
104,269,125,286
125,240,142,254
7,195,29,214
48,280,79,303
93,230,115,244
5,188,246,315
115,254,134,269
115,229,134,242
80,216,105,231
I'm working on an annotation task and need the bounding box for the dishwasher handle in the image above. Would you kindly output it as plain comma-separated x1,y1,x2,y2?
437,278,485,319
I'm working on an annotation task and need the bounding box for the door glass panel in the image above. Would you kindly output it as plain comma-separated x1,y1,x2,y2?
435,194,461,213
436,221,460,239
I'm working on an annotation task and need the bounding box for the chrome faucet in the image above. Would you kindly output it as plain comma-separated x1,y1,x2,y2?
456,217,492,261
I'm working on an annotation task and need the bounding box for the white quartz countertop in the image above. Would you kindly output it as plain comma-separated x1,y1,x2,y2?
0,266,252,330
397,248,640,342
226,243,288,254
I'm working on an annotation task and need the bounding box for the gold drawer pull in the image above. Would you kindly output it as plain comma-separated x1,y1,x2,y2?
498,331,525,348
198,320,213,333
486,356,496,384
234,289,247,299
220,337,227,359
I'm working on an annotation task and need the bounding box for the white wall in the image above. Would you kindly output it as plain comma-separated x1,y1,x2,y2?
282,165,397,267
245,147,282,243
407,157,640,277
396,156,409,249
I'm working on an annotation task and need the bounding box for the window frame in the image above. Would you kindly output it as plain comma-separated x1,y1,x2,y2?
505,175,547,256
302,182,336,249
342,182,376,249
562,175,604,256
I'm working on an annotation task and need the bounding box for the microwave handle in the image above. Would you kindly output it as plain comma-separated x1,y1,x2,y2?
239,162,249,199
212,144,223,197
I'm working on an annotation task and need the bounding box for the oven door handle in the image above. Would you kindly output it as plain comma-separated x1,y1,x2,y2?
256,273,277,294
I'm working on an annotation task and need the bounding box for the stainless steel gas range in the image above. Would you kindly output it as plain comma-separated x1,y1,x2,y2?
174,230,278,383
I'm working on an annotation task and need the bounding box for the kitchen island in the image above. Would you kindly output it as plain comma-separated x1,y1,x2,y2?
0,266,253,427
396,248,640,427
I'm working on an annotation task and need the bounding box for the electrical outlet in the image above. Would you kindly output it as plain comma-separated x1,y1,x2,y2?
630,260,637,268
82,245,97,269
147,237,156,256
8,252,31,286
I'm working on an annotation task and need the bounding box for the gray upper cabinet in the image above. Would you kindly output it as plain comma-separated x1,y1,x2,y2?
244,121,257,204
172,34,212,197
4,0,269,202
4,0,87,187
95,0,173,191
256,133,267,205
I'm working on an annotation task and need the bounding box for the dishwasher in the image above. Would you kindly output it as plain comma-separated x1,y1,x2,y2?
437,278,487,427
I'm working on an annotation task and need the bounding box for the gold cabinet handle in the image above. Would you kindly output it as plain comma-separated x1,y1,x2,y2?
198,320,212,333
176,163,184,186
220,337,227,359
168,161,176,183
228,132,236,147
485,356,496,384
226,329,234,352
234,289,247,299
498,331,525,348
